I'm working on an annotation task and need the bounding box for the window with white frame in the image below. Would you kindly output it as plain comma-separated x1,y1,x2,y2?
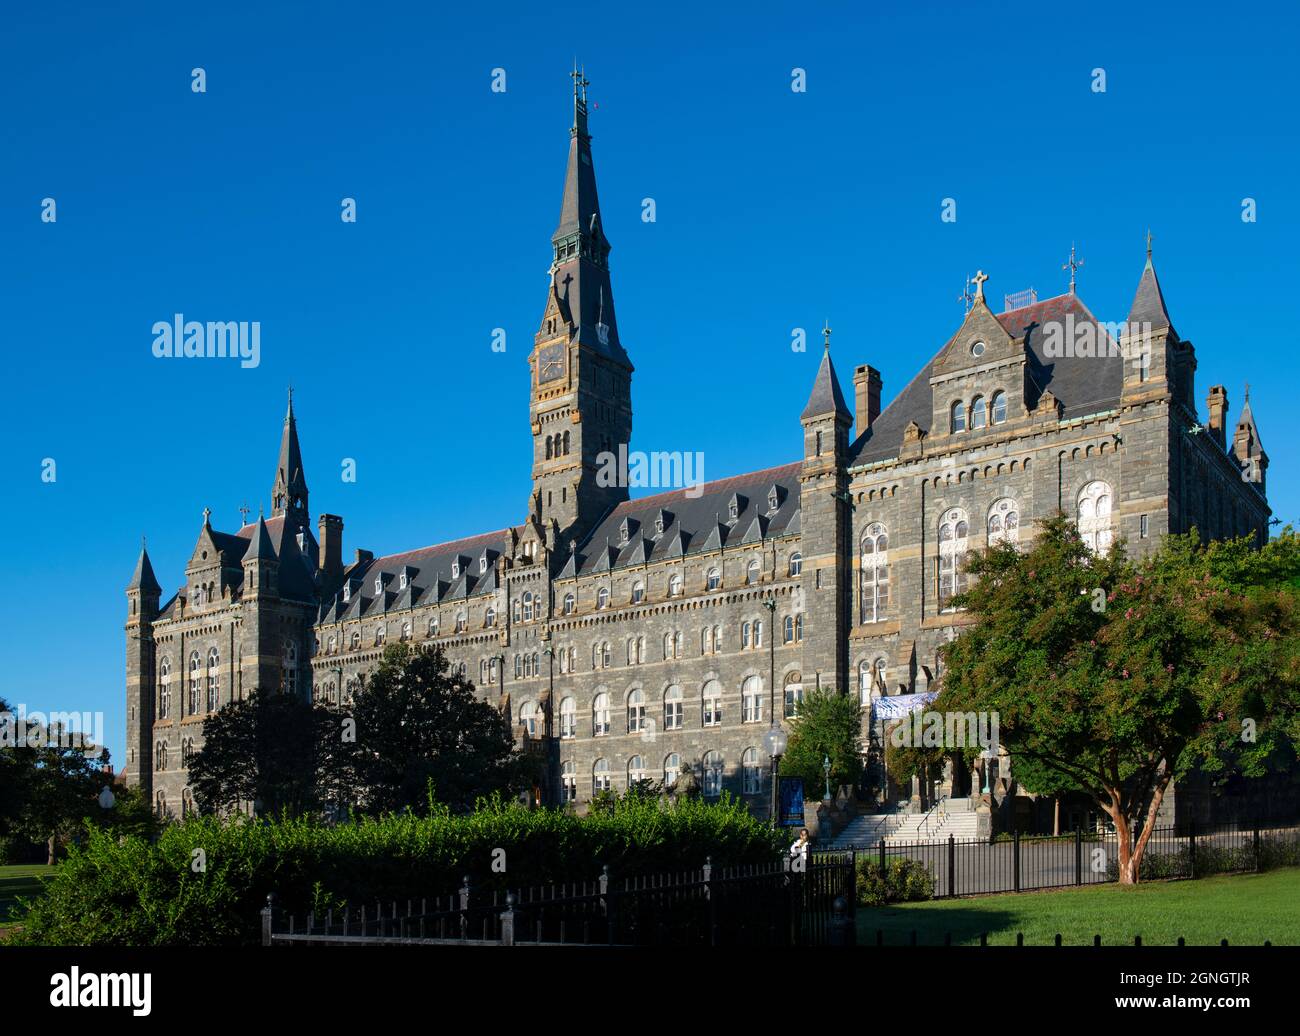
521,701,539,737
664,753,681,788
627,755,646,786
593,758,611,795
597,587,610,609
742,748,761,794
937,508,969,611
703,752,724,797
206,647,219,711
561,761,576,802
702,680,722,726
593,692,610,736
563,592,575,615
706,567,720,591
668,573,683,597
1077,481,1114,553
746,559,760,585
970,394,987,430
159,656,171,718
631,580,645,604
523,591,534,622
987,498,1020,546
860,523,889,623
626,689,646,733
789,552,802,577
859,657,888,704
188,651,201,713
664,685,683,729
784,671,803,717
991,391,1007,424
742,676,763,723
951,400,966,433
742,621,751,649
560,697,576,738
455,611,467,633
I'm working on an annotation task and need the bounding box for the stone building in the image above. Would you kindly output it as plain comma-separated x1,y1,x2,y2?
124,79,1271,820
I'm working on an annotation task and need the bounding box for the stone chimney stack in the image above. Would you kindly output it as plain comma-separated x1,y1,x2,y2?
854,364,882,437
1206,385,1228,448
318,514,344,595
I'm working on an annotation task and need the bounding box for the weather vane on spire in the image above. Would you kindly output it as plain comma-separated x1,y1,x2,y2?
958,276,975,313
1063,242,1084,295
822,320,832,350
1146,228,1154,260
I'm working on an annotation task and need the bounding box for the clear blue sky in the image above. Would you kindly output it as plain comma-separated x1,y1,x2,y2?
3,0,1297,766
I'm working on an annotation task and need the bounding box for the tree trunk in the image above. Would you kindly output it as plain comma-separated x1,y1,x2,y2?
46,833,57,866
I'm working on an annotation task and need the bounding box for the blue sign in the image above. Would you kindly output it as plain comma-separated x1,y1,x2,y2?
777,777,805,827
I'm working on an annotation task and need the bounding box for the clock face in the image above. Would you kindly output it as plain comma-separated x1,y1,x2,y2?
538,343,565,383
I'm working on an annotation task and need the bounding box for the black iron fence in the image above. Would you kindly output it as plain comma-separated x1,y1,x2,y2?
262,854,856,947
818,820,1300,898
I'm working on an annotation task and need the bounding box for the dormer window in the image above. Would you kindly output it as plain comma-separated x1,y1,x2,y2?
374,576,382,594
342,584,351,603
452,559,461,578
619,518,631,546
728,496,740,520
768,488,779,512
399,572,408,590
479,555,488,574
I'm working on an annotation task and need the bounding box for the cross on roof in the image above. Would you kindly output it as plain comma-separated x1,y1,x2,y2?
971,270,988,298
1062,242,1084,295
239,502,251,525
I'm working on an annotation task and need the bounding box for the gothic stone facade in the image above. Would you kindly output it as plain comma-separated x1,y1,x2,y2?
124,88,1272,819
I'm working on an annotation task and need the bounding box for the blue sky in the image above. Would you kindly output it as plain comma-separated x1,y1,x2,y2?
3,0,1297,765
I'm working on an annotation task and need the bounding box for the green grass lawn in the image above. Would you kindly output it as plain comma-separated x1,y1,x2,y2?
858,867,1300,946
0,864,55,926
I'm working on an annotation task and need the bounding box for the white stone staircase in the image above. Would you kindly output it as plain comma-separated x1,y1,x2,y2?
829,798,978,847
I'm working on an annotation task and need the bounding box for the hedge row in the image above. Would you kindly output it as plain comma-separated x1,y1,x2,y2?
9,793,786,946
1105,832,1300,882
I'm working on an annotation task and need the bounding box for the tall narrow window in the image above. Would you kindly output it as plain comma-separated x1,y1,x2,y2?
703,752,724,797
206,648,219,711
626,689,645,733
593,692,610,736
991,391,1007,424
1077,481,1114,553
742,676,762,723
860,523,889,622
742,748,761,794
987,498,1020,546
951,400,966,433
970,395,986,430
937,508,969,611
664,685,683,729
784,671,803,718
593,758,611,795
702,681,722,726
561,761,576,802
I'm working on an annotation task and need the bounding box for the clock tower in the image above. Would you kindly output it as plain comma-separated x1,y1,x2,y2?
528,70,633,548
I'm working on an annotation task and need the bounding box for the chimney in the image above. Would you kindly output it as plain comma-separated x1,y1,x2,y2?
318,514,344,593
354,548,373,566
1206,385,1228,448
854,364,882,436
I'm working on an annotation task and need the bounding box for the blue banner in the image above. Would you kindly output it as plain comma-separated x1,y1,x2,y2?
777,777,805,827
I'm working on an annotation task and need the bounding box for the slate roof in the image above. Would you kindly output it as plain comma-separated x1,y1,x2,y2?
126,546,161,593
567,461,802,577
801,347,852,421
849,290,1127,466
1126,258,1174,334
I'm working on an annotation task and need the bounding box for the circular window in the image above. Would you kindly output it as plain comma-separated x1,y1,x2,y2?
970,341,986,358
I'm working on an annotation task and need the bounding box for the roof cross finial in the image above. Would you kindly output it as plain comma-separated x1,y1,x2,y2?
822,319,832,351
1244,381,1251,402
1063,242,1084,295
202,506,212,526
1146,228,1154,260
239,501,251,525
972,270,988,299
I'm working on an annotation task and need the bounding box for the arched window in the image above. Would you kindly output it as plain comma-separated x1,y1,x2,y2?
703,751,724,797
860,523,889,623
159,656,172,719
741,621,751,649
706,568,721,591
753,620,763,648
631,581,645,604
970,395,986,430
626,689,645,733
1077,481,1114,553
327,634,337,654
991,391,1007,424
951,400,966,433
562,430,570,455
987,498,1020,546
521,701,539,737
375,625,386,647
628,756,646,786
545,437,553,460
559,697,576,738
746,559,760,585
455,612,467,633
428,616,439,637
593,692,610,736
860,657,888,704
664,753,681,788
522,592,534,622
742,748,761,794
937,508,969,611
512,598,522,622
561,760,576,802
702,680,722,726
788,552,802,577
188,651,201,714
206,647,220,711
593,758,611,795
484,606,495,628
784,671,804,717
742,676,763,723
563,592,575,615
350,631,361,650
664,685,683,729
597,587,610,610
668,573,683,597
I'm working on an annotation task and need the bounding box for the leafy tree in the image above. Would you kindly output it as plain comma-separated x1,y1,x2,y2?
779,688,861,799
188,690,346,817
939,514,1300,883
343,643,524,815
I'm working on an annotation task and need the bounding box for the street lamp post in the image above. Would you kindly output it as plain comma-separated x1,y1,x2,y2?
823,754,832,801
760,596,785,822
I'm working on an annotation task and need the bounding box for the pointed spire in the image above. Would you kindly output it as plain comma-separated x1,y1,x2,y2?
272,389,308,519
801,342,851,421
246,515,277,563
127,542,161,593
1127,235,1174,332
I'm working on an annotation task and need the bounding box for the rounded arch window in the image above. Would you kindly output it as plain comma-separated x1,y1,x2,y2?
970,395,986,430
1077,481,1114,553
987,498,1020,545
991,391,1007,424
951,400,966,433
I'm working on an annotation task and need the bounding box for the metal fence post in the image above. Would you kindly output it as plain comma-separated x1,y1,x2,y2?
459,875,471,940
261,892,276,946
947,834,955,898
1254,824,1261,873
499,892,515,946
879,838,886,878
1074,828,1082,886
703,856,718,947
1013,830,1021,893
1189,819,1197,880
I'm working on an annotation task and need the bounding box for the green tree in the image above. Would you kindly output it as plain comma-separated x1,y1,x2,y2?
188,690,346,817
939,514,1300,883
343,643,524,815
779,688,861,799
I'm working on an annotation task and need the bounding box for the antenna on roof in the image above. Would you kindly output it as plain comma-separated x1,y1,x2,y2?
958,277,975,313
